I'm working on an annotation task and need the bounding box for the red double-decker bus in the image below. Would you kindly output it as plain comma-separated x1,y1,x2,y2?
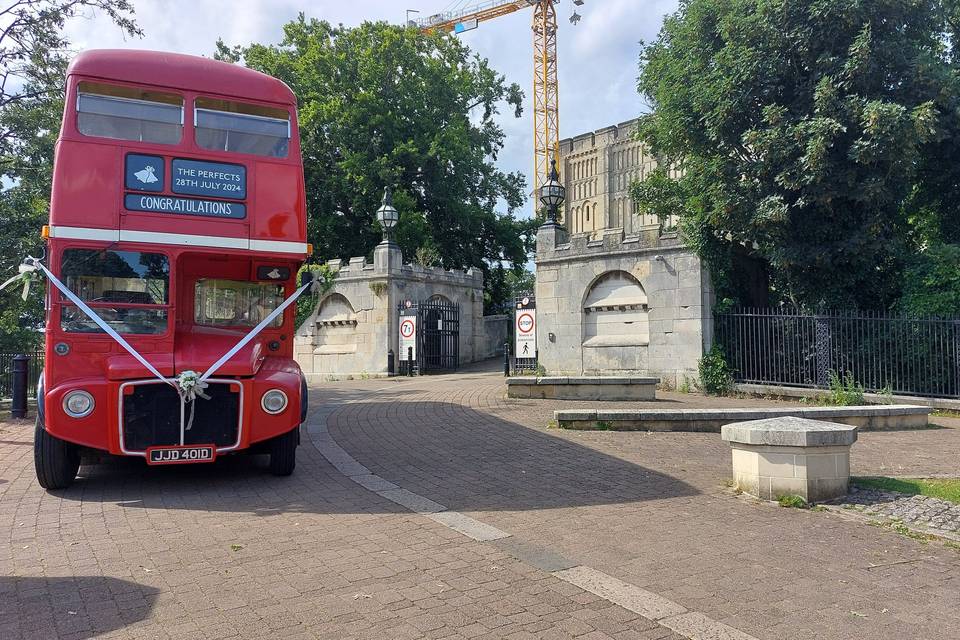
34,50,311,488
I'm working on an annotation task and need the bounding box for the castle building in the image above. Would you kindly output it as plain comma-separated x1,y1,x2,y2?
534,119,711,384
559,117,678,235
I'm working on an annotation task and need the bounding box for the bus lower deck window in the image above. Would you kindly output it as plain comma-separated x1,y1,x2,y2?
195,279,284,328
76,82,183,144
59,249,170,335
195,98,290,158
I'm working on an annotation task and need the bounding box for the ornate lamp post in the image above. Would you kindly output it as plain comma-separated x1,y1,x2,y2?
538,157,565,227
376,186,399,244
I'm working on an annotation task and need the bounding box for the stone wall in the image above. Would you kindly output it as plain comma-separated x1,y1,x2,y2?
296,242,503,380
481,315,509,360
535,224,713,385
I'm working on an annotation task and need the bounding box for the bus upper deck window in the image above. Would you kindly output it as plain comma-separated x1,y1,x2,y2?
195,98,290,158
76,82,183,144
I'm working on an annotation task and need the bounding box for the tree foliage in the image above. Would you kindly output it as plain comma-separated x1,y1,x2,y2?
219,17,536,311
896,244,960,317
636,0,960,310
0,1,140,351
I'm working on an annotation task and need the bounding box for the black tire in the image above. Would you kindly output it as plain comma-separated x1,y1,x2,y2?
34,416,80,490
268,426,298,476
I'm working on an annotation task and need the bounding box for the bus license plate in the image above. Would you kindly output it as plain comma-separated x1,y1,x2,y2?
146,445,216,465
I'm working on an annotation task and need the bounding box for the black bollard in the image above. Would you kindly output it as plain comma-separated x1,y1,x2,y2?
407,346,414,376
503,342,510,377
11,353,29,419
387,349,395,377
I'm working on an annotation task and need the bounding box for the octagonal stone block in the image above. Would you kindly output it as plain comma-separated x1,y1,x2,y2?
721,417,858,503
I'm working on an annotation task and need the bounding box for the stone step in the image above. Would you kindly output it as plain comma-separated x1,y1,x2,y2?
554,404,930,431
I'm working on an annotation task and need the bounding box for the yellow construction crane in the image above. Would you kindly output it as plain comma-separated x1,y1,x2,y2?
416,1,580,201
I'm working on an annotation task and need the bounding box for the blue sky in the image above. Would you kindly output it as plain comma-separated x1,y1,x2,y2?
66,0,679,212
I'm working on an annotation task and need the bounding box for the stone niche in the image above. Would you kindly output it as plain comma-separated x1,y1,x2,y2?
535,224,714,384
295,242,507,380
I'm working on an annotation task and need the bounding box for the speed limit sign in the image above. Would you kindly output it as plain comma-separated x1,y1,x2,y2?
399,316,417,360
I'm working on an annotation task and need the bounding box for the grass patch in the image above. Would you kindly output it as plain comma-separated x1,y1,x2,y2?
853,476,960,504
594,421,614,431
776,494,808,509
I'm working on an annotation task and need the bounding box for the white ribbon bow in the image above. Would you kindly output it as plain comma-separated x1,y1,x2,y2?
0,261,38,301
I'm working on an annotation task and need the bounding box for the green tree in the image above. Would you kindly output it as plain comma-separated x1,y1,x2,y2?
0,1,140,351
634,0,954,309
219,17,536,312
896,244,960,317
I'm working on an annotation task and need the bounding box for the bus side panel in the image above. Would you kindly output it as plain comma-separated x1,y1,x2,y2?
251,162,306,244
50,141,120,230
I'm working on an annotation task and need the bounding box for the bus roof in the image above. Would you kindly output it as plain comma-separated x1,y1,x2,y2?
67,49,296,105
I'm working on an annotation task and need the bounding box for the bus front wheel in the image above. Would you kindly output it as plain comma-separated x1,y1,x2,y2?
34,417,80,490
268,426,298,476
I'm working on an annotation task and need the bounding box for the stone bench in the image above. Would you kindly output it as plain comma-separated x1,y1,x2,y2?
721,416,858,502
554,404,930,431
506,376,658,401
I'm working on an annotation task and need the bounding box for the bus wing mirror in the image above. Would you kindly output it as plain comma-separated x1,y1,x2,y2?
299,270,314,287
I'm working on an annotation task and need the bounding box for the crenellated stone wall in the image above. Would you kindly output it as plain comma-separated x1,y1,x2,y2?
535,223,714,385
295,242,503,379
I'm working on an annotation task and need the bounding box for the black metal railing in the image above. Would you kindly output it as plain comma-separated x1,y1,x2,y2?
1,351,44,400
715,308,960,398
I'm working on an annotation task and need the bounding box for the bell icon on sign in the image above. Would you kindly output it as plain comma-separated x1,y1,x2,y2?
134,165,158,184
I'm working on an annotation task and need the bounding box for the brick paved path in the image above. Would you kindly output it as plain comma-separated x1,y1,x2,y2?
323,369,960,640
2,366,959,639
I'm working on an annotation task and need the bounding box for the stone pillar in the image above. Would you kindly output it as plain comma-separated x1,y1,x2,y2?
373,241,402,274
721,417,857,502
536,222,568,255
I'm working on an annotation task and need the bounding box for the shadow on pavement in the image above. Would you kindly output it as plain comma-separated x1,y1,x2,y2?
324,390,700,512
46,384,698,515
0,575,159,640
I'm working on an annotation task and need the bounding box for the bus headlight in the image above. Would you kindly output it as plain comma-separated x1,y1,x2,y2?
261,389,288,414
63,390,94,418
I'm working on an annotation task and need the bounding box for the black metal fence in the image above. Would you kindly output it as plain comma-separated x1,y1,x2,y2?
1,351,44,400
715,308,960,398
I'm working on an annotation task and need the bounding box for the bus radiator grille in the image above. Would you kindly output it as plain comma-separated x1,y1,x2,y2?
122,382,240,452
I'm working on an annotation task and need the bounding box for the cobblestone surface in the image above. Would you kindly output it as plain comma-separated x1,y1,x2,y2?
323,367,960,640
839,487,960,536
3,364,960,640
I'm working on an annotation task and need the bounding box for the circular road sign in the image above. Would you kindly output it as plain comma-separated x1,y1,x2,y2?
516,312,535,334
400,318,416,338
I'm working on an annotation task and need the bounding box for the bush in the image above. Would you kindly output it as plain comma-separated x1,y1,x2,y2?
698,344,733,395
897,244,960,317
827,370,865,406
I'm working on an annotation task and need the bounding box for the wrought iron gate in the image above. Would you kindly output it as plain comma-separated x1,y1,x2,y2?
397,299,460,374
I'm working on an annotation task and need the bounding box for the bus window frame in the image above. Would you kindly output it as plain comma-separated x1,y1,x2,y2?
75,85,186,146
193,100,292,159
52,243,175,340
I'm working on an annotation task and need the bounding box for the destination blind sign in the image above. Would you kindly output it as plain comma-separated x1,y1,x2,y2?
172,159,246,199
124,194,246,219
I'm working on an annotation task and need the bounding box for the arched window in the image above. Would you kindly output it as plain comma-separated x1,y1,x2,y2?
313,293,358,355
583,271,649,346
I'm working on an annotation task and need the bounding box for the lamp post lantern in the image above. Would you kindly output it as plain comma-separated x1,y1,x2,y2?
376,186,399,244
538,157,565,227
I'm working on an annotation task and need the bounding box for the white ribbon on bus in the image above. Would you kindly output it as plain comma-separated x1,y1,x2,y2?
14,256,313,409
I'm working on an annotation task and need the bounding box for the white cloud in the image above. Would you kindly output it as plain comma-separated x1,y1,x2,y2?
61,0,678,214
